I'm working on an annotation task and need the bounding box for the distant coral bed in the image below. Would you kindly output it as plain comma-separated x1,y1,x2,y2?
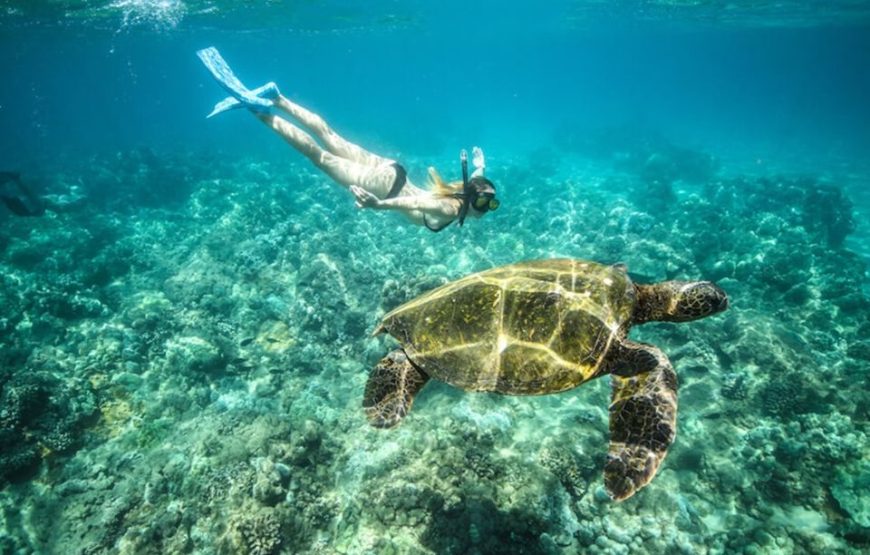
0,143,867,555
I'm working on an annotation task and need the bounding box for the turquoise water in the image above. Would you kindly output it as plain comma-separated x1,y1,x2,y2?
1,1,868,554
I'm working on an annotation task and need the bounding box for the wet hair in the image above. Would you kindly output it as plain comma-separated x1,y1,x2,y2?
429,168,496,200
428,167,464,198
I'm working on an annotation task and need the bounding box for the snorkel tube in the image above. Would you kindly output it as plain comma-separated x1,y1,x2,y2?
454,146,495,226
456,149,471,226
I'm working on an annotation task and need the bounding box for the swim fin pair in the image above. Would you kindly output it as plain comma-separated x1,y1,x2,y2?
0,172,44,217
196,47,280,118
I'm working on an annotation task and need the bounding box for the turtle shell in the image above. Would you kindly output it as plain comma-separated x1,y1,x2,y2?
378,259,636,395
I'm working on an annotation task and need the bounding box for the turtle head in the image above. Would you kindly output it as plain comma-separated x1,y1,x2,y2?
634,281,728,324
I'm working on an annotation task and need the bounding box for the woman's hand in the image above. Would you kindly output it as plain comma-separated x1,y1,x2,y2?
350,186,381,209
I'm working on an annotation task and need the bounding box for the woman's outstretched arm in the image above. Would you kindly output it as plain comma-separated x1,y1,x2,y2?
350,186,457,217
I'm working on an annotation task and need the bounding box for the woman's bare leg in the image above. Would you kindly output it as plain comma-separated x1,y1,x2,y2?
257,113,396,197
273,96,390,168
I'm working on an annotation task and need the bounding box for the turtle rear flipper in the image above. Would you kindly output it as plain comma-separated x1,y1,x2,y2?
363,349,429,428
605,341,677,501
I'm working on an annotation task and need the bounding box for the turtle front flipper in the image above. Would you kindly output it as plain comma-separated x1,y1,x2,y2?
604,341,677,501
363,349,430,428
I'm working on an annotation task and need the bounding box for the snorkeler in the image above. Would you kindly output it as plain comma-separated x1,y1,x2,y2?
0,172,44,217
197,47,499,232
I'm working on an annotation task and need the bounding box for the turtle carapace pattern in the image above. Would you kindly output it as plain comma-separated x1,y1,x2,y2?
363,259,728,501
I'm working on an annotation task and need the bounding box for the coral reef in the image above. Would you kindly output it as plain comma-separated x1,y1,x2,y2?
233,511,283,555
0,369,97,483
0,146,866,554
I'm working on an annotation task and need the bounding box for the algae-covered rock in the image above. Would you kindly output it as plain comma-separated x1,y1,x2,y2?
832,460,870,527
252,458,291,506
165,336,224,374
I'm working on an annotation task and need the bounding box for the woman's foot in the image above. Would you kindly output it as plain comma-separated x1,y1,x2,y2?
197,47,276,114
207,82,281,118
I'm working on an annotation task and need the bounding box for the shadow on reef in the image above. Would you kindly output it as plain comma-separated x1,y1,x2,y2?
418,497,550,555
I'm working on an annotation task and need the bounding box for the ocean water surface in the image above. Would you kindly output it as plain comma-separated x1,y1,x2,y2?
0,1,868,554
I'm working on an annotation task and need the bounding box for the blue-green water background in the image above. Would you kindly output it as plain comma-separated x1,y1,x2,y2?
3,3,870,171
1,2,869,554
3,2,870,253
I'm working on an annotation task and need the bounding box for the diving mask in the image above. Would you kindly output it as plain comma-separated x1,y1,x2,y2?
472,192,500,212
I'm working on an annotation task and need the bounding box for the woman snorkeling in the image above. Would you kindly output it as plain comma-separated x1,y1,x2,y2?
197,47,500,232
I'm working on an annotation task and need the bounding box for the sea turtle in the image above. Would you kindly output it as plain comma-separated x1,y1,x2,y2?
363,259,728,501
